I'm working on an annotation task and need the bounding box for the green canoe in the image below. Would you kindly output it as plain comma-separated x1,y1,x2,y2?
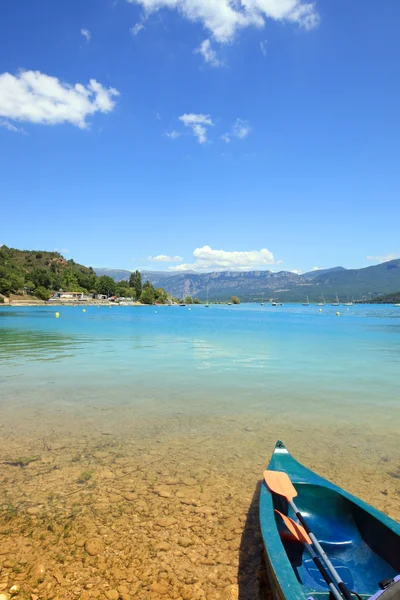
260,441,400,600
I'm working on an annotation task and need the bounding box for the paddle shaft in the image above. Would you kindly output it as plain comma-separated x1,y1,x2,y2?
289,499,353,600
303,542,343,600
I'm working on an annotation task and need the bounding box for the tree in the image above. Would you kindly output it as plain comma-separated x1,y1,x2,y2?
95,275,116,296
31,267,53,289
35,286,51,301
155,288,168,304
116,282,130,297
184,295,193,304
140,287,156,304
129,270,142,298
231,296,240,304
0,273,24,294
193,297,201,304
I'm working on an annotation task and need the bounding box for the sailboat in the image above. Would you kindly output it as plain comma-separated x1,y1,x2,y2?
344,294,354,306
331,292,340,306
302,295,310,306
261,294,265,306
205,286,210,307
271,295,283,306
316,294,325,306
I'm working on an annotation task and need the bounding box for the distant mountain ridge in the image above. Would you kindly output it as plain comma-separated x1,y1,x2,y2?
95,260,400,301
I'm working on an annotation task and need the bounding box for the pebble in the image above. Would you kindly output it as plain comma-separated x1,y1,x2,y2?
155,517,177,527
181,478,197,487
221,584,239,600
163,477,179,485
122,492,136,502
155,542,171,552
33,563,46,581
178,537,193,548
104,590,119,600
154,487,171,499
216,553,233,566
117,585,129,595
53,571,64,585
94,451,109,459
85,538,105,556
150,582,169,595
194,506,216,515
0,594,10,600
27,507,41,516
108,494,122,503
9,585,20,595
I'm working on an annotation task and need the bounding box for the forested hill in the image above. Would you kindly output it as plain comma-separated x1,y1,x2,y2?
0,246,98,299
0,246,169,304
364,291,400,304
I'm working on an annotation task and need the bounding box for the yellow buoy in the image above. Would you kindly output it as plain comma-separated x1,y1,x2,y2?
55,312,59,318
318,309,322,313
336,311,340,316
82,309,86,313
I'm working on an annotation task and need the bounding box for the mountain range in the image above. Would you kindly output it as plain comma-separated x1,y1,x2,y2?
95,259,400,302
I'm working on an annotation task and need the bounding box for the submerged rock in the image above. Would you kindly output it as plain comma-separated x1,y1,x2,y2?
155,517,177,527
85,538,104,556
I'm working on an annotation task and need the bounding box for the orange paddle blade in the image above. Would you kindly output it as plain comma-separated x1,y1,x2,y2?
275,510,312,545
263,470,298,500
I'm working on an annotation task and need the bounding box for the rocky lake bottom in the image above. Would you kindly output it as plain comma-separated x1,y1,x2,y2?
0,397,399,600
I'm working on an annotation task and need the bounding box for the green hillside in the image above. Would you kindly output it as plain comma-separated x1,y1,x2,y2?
364,291,400,304
0,246,98,300
0,246,170,304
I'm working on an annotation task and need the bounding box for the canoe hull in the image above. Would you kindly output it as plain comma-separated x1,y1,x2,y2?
260,441,400,600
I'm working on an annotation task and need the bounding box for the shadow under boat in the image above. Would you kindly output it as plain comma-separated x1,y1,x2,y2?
238,480,272,600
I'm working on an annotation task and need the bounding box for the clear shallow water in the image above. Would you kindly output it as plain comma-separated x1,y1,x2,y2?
1,303,400,411
0,304,399,600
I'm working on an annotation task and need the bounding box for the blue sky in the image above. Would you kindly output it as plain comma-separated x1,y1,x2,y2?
0,0,399,274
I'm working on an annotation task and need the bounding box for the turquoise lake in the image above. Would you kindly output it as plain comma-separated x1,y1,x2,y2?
1,303,400,417
0,303,399,600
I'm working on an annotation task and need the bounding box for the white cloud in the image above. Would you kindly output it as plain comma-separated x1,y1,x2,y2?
126,0,319,43
0,118,27,134
195,39,224,67
312,266,321,271
366,253,399,263
54,248,70,254
168,245,276,272
81,28,91,42
221,118,251,143
232,118,251,139
165,129,181,139
148,254,183,263
179,113,213,144
260,40,267,56
130,22,145,35
0,70,119,129
291,269,302,274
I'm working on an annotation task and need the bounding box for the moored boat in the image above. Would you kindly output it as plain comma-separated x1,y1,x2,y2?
260,441,400,600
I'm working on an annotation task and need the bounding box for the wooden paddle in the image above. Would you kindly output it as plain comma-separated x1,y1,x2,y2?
264,470,354,600
275,510,342,600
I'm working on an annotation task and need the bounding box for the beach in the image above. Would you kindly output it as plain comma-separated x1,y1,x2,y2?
0,305,399,600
